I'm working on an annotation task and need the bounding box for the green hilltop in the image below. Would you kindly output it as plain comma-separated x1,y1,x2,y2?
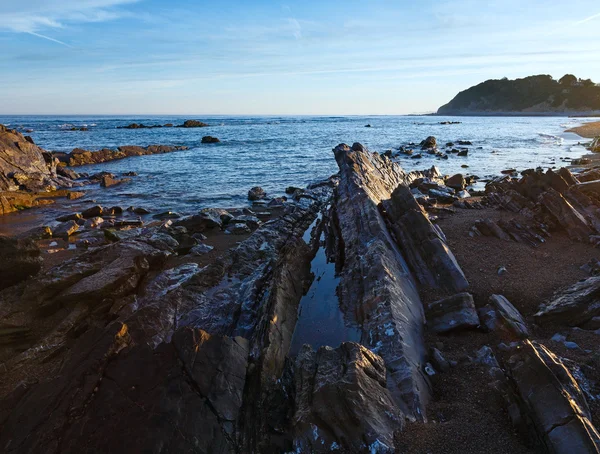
437,74,600,115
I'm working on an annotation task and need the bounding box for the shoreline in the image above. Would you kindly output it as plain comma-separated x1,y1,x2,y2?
566,120,600,139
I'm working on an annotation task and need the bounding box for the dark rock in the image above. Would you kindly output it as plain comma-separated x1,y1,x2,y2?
52,220,79,238
502,341,600,453
457,140,472,145
427,293,480,333
152,211,181,220
226,223,252,235
457,149,469,156
420,136,437,149
479,294,529,339
56,213,83,222
201,136,220,143
100,175,131,188
430,347,451,372
292,343,402,453
231,215,262,229
248,186,267,201
534,276,600,326
82,205,104,218
0,235,42,290
181,119,209,128
132,207,150,215
446,173,466,190
172,212,221,233
56,166,79,180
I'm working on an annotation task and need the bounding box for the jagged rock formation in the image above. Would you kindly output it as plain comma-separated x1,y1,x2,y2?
438,74,600,115
480,167,600,245
53,144,188,167
0,125,78,214
0,125,58,192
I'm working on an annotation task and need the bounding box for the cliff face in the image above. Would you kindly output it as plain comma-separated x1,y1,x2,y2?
438,74,600,115
0,124,57,192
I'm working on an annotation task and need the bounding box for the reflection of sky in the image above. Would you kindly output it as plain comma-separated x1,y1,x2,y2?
1,0,600,114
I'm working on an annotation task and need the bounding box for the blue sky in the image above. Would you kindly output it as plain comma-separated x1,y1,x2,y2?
0,0,599,115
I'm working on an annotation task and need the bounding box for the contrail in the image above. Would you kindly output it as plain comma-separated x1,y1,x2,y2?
575,12,600,25
26,31,72,48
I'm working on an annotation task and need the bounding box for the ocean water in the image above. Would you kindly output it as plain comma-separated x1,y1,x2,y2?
0,115,593,217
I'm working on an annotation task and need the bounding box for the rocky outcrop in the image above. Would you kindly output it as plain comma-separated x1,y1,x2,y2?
202,136,220,143
291,343,402,453
248,186,267,201
483,168,599,243
53,144,188,167
501,341,600,453
329,143,468,420
0,125,58,192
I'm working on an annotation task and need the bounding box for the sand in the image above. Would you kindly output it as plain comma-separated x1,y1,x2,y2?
566,120,600,138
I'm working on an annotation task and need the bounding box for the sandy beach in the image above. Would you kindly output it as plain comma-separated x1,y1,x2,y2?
566,120,600,138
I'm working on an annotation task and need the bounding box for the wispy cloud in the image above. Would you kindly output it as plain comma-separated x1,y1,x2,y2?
575,11,600,25
0,0,140,46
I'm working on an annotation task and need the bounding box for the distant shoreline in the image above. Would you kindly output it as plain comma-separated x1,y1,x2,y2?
429,111,600,117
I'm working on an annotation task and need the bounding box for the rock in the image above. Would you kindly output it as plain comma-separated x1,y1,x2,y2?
457,149,469,156
248,186,267,201
200,207,233,224
427,293,480,333
226,223,251,235
534,276,600,326
153,211,181,220
84,217,104,229
480,294,529,339
82,205,104,218
292,343,402,453
446,173,466,190
56,212,83,222
0,124,59,192
172,212,221,233
231,215,262,229
501,169,517,175
420,136,437,149
189,244,214,255
201,136,220,143
0,235,42,290
56,166,79,180
66,191,85,200
100,175,131,188
457,140,472,145
538,189,592,242
502,341,600,453
52,220,79,238
54,145,188,167
131,207,150,215
430,347,451,372
180,119,209,128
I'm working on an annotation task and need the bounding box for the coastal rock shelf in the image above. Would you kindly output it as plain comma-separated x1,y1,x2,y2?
53,144,189,167
1,142,599,453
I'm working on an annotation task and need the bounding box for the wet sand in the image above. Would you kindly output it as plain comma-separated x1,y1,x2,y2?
566,120,600,138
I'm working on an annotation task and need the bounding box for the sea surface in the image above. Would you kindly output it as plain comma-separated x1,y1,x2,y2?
0,115,594,221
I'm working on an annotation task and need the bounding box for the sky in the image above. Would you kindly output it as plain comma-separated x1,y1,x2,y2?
0,0,599,115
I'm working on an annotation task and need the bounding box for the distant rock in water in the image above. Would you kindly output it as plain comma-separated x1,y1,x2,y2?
438,74,600,115
180,120,209,128
117,123,173,129
201,136,220,143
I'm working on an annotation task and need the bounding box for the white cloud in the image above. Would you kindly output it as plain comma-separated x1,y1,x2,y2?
0,0,139,38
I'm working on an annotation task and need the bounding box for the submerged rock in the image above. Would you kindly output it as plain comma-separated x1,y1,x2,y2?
201,136,220,143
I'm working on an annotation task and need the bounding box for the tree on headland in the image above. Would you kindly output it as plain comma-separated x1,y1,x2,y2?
559,74,577,86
